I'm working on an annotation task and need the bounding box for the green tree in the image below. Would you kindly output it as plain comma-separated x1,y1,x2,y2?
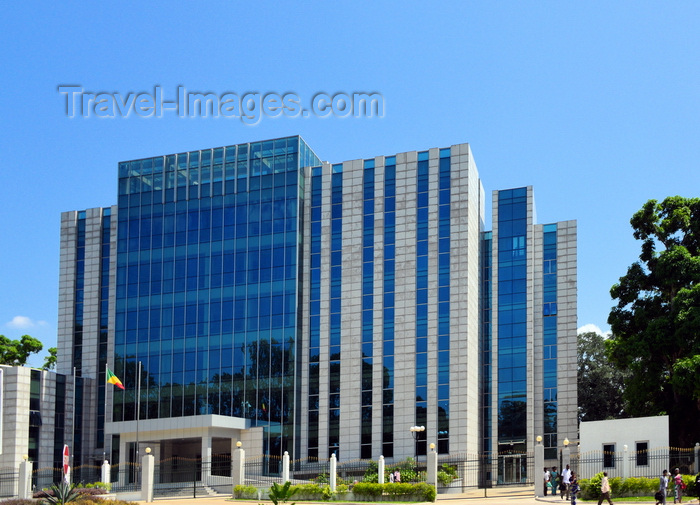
607,196,700,447
43,347,57,370
0,334,43,366
577,331,628,422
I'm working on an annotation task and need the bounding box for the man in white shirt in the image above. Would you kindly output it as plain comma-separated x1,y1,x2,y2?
562,465,572,500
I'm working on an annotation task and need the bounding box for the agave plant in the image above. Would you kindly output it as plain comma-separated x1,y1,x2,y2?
41,482,81,505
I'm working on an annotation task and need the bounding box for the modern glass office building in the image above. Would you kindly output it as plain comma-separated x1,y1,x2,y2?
57,136,577,483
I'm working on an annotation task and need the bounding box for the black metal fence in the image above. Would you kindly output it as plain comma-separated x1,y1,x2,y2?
0,468,18,499
111,462,142,493
571,447,696,480
244,454,284,488
31,464,102,492
244,452,534,491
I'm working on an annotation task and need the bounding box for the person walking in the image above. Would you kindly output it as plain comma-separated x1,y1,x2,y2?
673,468,683,504
551,466,559,497
656,469,669,505
561,464,572,500
597,471,613,505
544,467,550,496
570,472,580,505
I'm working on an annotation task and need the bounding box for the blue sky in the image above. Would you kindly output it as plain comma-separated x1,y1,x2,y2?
2,1,699,367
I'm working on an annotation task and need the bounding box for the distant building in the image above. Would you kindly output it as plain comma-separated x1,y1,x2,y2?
0,366,93,480
57,136,577,484
578,415,670,478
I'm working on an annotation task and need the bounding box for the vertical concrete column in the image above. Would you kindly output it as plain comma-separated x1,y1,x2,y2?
427,444,438,487
18,459,33,499
201,435,212,484
330,454,337,492
378,456,385,484
695,443,699,473
232,442,245,487
282,451,290,483
534,437,545,497
141,451,155,503
101,460,111,486
622,445,630,479
118,438,127,487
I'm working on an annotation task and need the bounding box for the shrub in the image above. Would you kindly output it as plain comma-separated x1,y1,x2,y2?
83,482,111,492
0,500,36,505
415,482,437,502
314,473,329,484
609,476,623,496
352,482,436,502
76,500,138,505
362,461,379,483
290,483,324,500
351,482,383,498
233,484,258,499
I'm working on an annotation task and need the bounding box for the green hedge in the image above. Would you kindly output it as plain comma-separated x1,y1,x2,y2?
233,482,436,502
578,473,697,500
352,482,436,502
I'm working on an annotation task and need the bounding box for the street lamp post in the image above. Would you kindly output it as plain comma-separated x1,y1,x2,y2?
409,426,425,440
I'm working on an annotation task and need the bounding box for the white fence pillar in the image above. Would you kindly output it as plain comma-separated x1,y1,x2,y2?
141,451,155,502
427,444,438,487
562,444,571,471
534,438,545,497
18,459,32,500
330,454,337,492
101,460,111,486
622,445,630,479
232,443,245,487
378,456,385,484
282,451,290,483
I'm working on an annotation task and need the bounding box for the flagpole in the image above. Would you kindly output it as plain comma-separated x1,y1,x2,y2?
72,365,76,481
104,363,108,463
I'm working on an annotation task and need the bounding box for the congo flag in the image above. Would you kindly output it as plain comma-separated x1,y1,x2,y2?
106,367,125,390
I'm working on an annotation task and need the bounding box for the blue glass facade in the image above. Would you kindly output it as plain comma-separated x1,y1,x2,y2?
481,231,493,458
307,166,322,459
328,165,343,458
361,159,375,459
436,148,451,455
382,156,396,459
113,136,319,458
58,139,577,469
496,188,528,449
542,224,558,459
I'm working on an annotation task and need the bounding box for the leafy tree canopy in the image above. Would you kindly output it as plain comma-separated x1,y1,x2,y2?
577,331,628,423
607,196,700,446
43,346,57,371
0,334,43,366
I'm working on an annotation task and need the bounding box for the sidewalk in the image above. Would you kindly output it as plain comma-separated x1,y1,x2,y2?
138,488,700,505
144,486,541,505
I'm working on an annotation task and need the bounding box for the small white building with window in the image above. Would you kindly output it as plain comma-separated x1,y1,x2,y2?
578,415,669,479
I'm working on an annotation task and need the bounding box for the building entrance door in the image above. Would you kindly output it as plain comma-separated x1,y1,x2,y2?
498,454,527,484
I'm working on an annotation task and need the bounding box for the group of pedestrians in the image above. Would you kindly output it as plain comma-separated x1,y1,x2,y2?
543,466,690,505
543,465,579,503
656,468,686,505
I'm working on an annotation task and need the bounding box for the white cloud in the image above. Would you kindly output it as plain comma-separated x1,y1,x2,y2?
577,323,611,337
6,316,48,329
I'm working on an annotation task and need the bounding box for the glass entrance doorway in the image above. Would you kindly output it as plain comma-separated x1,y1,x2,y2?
498,453,528,484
